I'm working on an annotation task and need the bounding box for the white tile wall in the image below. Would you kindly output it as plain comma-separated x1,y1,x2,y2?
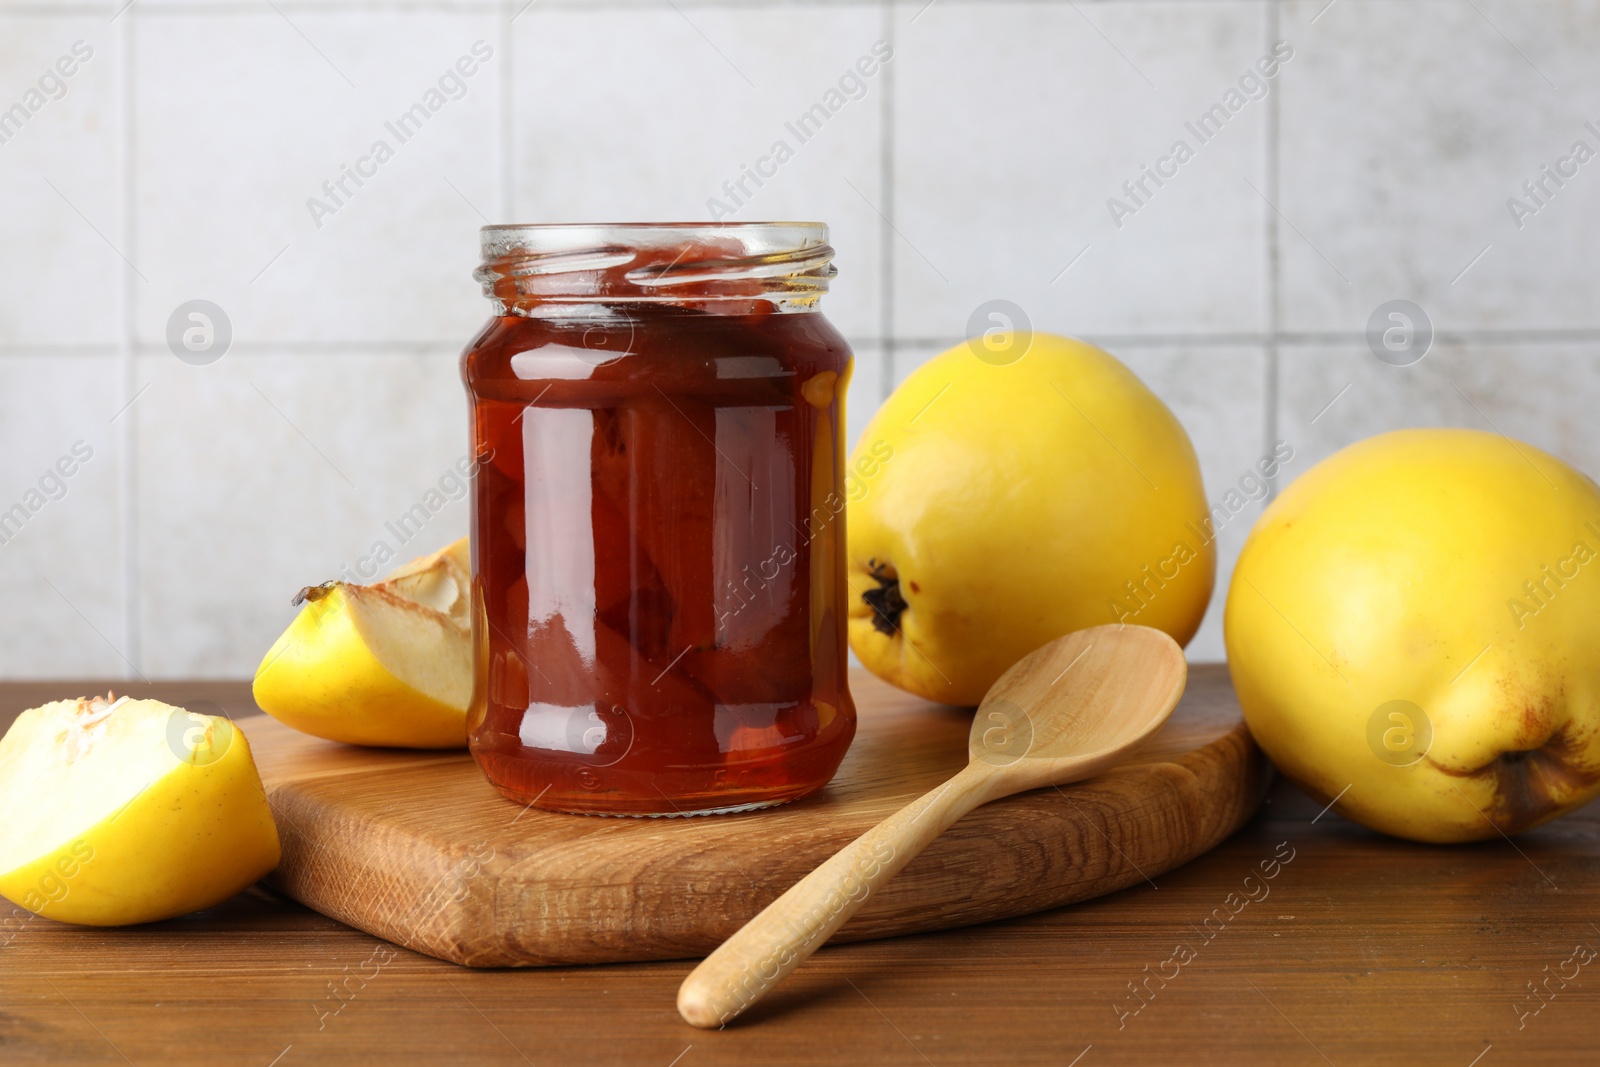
1278,0,1600,334
0,17,120,348
0,355,125,676
1,0,1597,678
844,340,885,454
133,10,499,348
133,349,471,677
1119,347,1270,662
1279,347,1600,475
509,4,887,342
893,0,1270,341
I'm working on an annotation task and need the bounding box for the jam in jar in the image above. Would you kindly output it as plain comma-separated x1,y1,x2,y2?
461,223,857,816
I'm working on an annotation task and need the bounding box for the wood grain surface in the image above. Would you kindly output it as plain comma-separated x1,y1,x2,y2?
250,665,1267,967
2,669,1597,1066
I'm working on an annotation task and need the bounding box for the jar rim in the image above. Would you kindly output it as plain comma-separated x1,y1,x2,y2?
475,222,836,312
480,220,827,231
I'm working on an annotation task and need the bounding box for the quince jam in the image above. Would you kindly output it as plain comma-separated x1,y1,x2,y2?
462,225,856,816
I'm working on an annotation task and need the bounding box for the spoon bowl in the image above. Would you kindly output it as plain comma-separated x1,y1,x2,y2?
678,624,1187,1029
969,625,1188,789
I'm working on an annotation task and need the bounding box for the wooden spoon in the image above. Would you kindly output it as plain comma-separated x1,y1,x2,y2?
677,623,1187,1028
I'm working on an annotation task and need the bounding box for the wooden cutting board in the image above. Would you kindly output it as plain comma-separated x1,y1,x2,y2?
249,665,1270,967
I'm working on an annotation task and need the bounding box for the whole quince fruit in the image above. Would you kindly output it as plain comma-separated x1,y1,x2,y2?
1226,427,1600,842
0,695,280,925
847,333,1213,705
253,537,471,748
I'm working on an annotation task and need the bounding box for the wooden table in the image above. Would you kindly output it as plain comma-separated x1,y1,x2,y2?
2,671,1596,1066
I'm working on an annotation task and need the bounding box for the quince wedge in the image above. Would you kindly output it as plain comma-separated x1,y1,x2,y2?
0,695,280,926
252,537,473,748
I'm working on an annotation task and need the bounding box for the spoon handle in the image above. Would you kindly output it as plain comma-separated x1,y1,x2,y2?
677,761,1001,1028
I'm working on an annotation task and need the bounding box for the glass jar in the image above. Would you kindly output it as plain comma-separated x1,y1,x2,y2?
461,223,857,816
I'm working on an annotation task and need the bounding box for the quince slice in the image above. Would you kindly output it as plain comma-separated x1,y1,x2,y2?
0,695,280,926
252,537,472,748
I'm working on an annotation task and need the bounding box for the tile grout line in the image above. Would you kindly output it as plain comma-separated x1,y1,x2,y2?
8,327,1600,360
878,0,896,401
5,0,1268,15
1263,0,1282,500
498,0,514,223
4,0,920,16
118,8,142,677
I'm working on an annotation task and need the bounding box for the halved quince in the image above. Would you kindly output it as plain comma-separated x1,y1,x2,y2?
0,695,280,926
253,537,472,748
